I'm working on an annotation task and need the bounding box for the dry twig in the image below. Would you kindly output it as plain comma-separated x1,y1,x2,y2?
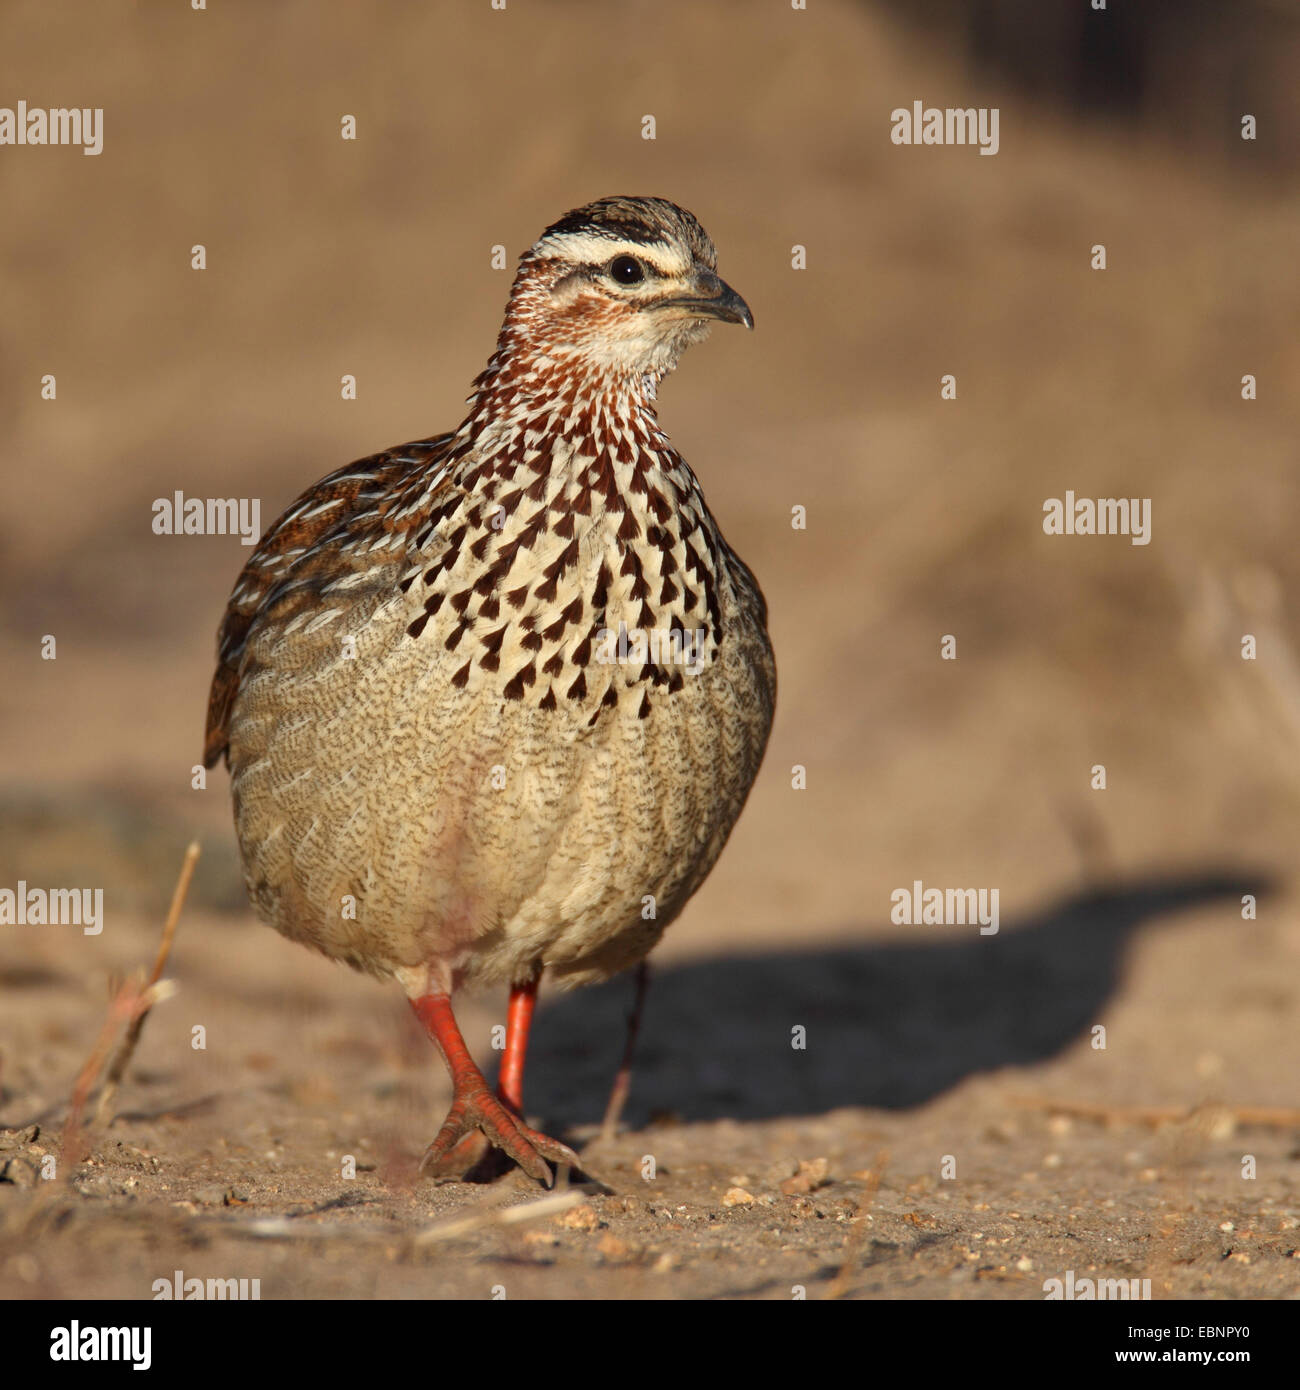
1011,1096,1300,1131
93,840,199,1125
413,1188,584,1245
826,1149,889,1300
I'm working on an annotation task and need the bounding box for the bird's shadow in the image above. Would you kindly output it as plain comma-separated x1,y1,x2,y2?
519,873,1267,1128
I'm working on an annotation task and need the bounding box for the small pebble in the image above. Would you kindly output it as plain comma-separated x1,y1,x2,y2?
559,1203,600,1231
780,1157,831,1195
596,1234,631,1261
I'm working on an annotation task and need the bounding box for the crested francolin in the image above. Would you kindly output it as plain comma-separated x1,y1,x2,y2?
205,196,775,1183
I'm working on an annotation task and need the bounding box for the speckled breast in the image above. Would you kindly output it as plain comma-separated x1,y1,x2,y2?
227,433,775,990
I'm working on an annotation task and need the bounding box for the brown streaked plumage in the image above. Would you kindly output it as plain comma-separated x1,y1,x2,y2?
205,196,775,1184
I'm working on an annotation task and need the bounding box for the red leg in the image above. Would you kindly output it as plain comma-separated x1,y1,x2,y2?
498,971,539,1115
409,991,577,1187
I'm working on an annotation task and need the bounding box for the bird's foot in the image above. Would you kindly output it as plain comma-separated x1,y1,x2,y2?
419,1084,580,1187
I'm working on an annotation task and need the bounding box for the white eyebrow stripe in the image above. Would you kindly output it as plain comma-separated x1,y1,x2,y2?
538,231,690,277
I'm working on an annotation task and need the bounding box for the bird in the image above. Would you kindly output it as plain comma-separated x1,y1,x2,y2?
204,196,776,1185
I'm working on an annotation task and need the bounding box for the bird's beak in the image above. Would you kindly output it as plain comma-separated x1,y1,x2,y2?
653,268,754,329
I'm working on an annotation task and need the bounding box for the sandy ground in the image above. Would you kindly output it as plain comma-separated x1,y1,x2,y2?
3,880,1300,1300
2,1,1299,1300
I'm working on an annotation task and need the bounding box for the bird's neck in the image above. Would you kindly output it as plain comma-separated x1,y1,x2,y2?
455,344,666,461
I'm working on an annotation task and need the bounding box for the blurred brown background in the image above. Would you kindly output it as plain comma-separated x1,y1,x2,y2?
1,0,1298,1300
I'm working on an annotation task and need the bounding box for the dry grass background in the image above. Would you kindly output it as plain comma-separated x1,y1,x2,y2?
1,0,1298,1300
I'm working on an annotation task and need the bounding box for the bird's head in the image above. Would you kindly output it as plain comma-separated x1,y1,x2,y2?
499,196,753,386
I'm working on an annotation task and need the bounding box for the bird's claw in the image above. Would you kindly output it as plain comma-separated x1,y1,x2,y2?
419,1087,581,1187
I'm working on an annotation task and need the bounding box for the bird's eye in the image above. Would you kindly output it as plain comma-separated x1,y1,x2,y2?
608,255,645,286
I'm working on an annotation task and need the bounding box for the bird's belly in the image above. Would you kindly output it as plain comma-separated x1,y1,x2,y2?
228,592,773,989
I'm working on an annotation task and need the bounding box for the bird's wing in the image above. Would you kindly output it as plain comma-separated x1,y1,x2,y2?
203,435,457,769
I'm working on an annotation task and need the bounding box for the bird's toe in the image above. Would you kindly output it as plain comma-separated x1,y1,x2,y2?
420,1089,578,1187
